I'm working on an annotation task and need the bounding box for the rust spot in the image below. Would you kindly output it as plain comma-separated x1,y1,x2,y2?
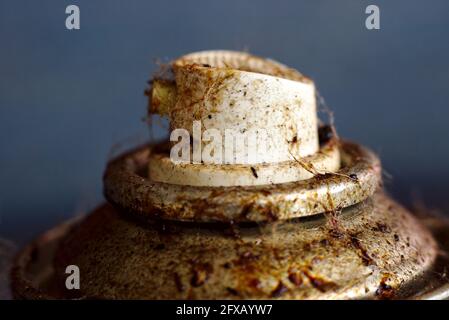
232,250,260,274
266,211,278,222
257,206,278,222
239,203,253,219
289,135,298,144
375,276,394,299
248,278,262,290
259,189,272,196
372,222,390,233
174,272,185,292
190,262,213,287
302,269,337,293
288,272,303,286
226,287,239,296
271,281,288,298
328,228,345,239
350,234,375,266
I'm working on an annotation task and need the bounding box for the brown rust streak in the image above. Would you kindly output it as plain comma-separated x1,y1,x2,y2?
302,268,337,293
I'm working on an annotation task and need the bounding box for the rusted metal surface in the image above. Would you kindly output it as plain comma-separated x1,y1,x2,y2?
104,141,380,222
10,192,445,300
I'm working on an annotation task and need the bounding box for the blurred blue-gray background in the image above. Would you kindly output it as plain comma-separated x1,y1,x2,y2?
1,0,449,244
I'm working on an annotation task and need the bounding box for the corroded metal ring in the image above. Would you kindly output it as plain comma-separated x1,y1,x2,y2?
103,141,381,222
9,218,80,300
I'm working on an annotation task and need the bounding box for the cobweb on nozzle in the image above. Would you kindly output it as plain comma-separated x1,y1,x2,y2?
107,58,173,161
315,88,387,184
143,57,173,147
316,89,339,142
